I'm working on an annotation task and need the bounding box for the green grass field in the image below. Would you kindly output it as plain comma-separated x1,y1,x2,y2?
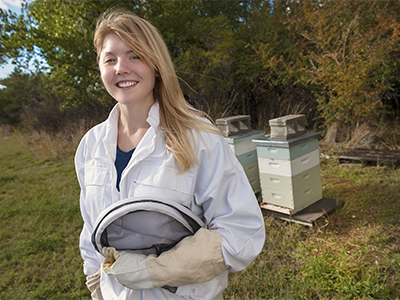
1,133,399,299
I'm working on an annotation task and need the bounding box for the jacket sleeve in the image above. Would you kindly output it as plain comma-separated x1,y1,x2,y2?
75,136,103,276
194,133,266,272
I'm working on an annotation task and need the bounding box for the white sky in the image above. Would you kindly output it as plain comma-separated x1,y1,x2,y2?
0,0,23,81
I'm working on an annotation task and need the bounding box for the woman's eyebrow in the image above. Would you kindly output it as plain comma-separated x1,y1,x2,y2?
127,50,137,55
102,50,136,56
102,51,114,57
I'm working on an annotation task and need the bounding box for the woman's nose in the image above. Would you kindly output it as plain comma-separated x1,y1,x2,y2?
115,59,130,75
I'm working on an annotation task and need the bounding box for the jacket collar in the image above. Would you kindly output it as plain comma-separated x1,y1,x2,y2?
146,101,161,130
102,101,163,165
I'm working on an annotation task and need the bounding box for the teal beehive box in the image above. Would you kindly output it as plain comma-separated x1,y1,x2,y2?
256,132,319,161
225,130,265,192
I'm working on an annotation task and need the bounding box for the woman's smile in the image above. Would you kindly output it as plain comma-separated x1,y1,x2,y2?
117,80,138,88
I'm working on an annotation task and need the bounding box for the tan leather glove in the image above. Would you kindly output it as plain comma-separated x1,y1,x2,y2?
102,228,227,290
86,268,103,300
102,247,153,290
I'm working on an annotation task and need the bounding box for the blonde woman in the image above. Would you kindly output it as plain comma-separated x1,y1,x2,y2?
75,8,265,300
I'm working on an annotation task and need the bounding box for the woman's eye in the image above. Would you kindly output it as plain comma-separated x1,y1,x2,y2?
105,58,115,64
130,56,140,60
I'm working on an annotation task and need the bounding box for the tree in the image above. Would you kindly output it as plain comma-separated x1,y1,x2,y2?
233,0,321,129
0,69,32,125
142,0,254,120
1,0,147,108
281,0,400,127
0,0,253,121
2,0,399,134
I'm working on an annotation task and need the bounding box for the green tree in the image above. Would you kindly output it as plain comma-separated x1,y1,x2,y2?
2,0,399,134
1,0,252,121
143,0,254,120
0,70,32,125
281,0,400,127
233,0,320,129
1,0,147,108
243,0,400,132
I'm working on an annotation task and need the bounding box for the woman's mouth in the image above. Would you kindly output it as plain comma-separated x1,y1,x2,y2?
117,81,138,88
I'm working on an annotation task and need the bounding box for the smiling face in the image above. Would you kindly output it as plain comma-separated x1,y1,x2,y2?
99,33,156,107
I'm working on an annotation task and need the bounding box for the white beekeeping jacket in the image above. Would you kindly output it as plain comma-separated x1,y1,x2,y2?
75,102,265,300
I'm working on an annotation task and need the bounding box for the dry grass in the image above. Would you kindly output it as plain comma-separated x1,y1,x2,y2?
319,121,400,162
4,124,87,161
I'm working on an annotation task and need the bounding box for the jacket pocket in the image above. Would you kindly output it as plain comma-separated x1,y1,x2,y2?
135,166,193,196
84,167,110,218
85,167,108,186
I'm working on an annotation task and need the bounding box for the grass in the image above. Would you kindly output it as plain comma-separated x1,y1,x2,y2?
1,131,400,299
0,134,87,299
227,155,400,299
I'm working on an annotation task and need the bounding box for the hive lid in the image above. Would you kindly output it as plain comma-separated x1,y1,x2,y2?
225,130,265,144
216,115,250,125
253,131,320,148
269,114,305,126
216,115,251,137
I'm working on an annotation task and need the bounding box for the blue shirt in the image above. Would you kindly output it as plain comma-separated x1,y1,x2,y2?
115,145,135,191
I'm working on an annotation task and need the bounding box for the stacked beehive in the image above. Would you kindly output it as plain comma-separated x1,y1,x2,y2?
253,115,323,215
216,115,265,192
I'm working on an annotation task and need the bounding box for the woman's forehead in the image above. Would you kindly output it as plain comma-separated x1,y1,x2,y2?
101,33,134,55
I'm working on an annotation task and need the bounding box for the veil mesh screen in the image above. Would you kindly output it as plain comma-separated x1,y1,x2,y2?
102,210,193,255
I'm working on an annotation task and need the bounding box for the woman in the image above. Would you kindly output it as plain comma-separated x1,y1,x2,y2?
75,8,265,300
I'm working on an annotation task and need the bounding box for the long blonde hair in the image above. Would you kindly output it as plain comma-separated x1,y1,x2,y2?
94,8,220,172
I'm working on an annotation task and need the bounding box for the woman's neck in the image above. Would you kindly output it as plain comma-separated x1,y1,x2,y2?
117,100,154,151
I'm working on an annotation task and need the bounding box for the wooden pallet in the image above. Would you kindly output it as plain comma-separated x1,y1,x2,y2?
339,148,400,167
261,198,344,227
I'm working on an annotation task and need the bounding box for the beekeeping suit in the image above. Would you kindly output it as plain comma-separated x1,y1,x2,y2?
75,101,265,299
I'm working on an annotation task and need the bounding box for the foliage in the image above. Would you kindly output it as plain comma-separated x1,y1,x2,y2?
1,0,400,136
131,0,254,120
0,69,32,125
0,70,108,134
236,1,321,128
2,0,129,107
279,0,400,126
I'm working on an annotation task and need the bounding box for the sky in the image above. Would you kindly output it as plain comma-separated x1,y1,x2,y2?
0,0,24,80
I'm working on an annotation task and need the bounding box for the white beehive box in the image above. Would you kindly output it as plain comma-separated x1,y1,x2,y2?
257,149,320,177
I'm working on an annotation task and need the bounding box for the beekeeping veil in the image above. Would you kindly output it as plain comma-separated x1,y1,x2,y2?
92,197,205,256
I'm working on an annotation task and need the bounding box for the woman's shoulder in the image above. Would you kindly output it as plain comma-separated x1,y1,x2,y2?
190,115,222,140
190,121,233,159
75,119,112,162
